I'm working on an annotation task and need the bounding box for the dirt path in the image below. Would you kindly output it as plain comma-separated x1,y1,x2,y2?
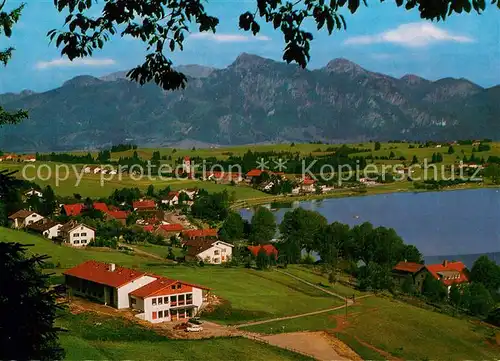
275,269,350,303
241,331,362,361
235,303,351,328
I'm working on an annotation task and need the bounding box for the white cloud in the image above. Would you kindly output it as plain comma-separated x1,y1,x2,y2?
189,32,271,42
35,57,117,70
344,23,474,48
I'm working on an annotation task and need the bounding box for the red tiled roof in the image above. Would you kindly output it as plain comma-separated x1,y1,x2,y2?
93,202,109,212
426,261,469,286
63,260,145,288
184,156,190,161
63,202,109,216
392,261,425,273
63,204,84,216
130,277,210,298
246,169,263,177
248,244,279,257
133,200,156,209
159,224,184,232
143,225,154,232
106,210,128,220
182,228,218,238
303,178,316,185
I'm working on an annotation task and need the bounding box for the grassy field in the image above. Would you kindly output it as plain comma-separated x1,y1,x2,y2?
58,311,312,361
142,265,343,324
0,227,161,270
283,266,366,297
242,267,500,361
3,141,497,202
1,162,267,199
135,243,184,258
65,141,500,165
1,228,342,325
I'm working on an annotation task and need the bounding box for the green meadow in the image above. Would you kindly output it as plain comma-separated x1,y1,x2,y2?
58,311,312,361
2,228,342,324
242,270,500,361
2,228,498,360
3,141,498,202
1,162,267,199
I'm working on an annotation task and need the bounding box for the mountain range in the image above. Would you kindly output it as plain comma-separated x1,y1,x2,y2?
1,53,499,152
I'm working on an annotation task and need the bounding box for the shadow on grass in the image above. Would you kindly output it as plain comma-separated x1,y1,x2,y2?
203,300,273,324
58,311,165,342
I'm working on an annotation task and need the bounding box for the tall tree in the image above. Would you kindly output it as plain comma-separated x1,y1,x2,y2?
279,208,327,263
146,184,155,197
466,282,495,317
0,2,28,125
41,185,57,216
470,255,500,294
48,1,498,91
256,247,270,270
218,211,244,243
422,274,447,303
0,242,65,360
249,207,276,244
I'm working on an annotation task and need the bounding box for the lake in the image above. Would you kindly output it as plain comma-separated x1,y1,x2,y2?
240,188,500,264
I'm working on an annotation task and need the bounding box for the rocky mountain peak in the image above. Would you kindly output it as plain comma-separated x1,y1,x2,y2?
63,75,103,88
324,58,366,76
230,52,271,69
400,74,429,86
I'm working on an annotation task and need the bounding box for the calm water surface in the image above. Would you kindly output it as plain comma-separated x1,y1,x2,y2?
240,188,500,257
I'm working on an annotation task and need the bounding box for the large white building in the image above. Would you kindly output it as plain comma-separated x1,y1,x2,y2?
64,261,209,322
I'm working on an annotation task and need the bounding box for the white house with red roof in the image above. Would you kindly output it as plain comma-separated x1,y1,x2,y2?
130,277,209,323
64,261,157,309
425,260,469,291
64,260,209,322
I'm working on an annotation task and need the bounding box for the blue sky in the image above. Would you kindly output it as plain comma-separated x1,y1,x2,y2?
0,1,499,93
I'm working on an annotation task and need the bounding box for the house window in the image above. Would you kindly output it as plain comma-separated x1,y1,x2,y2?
152,312,157,320
214,250,220,255
159,311,163,318
131,298,136,305
158,297,163,305
163,297,169,304
213,258,220,263
74,240,80,244
74,233,79,237
171,285,176,290
152,298,157,305
81,233,87,236
82,240,87,244
177,284,181,289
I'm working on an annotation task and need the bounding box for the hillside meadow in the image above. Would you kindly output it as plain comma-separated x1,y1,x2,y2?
1,162,267,199
2,228,499,360
2,141,498,202
58,312,312,361
242,267,500,361
1,228,342,324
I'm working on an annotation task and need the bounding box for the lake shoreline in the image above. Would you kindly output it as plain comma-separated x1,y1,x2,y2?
233,182,500,209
